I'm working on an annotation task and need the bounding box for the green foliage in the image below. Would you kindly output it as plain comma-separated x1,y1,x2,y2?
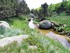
47,16,70,31
0,0,19,18
41,3,48,17
16,0,30,15
48,0,70,16
59,12,67,16
34,0,70,17
0,0,30,19
30,3,49,21
0,41,21,53
65,1,70,15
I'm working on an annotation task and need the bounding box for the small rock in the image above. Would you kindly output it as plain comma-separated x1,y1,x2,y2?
66,32,70,37
28,45,37,49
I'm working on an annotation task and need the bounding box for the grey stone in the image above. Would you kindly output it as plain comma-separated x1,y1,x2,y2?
39,20,52,29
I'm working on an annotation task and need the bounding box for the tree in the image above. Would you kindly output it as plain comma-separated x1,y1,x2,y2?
16,0,30,15
31,9,38,16
0,0,30,19
55,0,67,15
0,0,19,19
65,1,70,15
41,3,48,17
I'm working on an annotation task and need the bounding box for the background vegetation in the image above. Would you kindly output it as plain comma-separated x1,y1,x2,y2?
31,0,70,21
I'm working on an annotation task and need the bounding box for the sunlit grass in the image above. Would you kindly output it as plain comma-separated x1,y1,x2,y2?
47,16,70,31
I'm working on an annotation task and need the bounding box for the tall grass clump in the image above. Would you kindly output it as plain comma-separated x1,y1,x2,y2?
47,16,70,31
0,28,23,38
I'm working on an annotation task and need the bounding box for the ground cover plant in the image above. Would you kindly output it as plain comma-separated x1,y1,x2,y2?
47,15,70,31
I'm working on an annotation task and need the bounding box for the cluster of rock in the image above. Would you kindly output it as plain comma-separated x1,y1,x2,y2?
28,14,70,38
38,20,70,38
39,20,64,30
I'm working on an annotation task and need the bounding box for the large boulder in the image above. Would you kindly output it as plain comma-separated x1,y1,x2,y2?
39,20,52,29
0,35,28,47
0,21,10,29
46,32,70,48
29,13,35,18
0,21,10,34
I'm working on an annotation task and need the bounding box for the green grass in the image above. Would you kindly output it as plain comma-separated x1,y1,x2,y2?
0,27,23,38
0,29,70,53
47,16,70,31
0,15,70,53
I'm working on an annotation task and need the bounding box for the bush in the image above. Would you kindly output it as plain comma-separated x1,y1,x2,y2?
0,0,30,20
59,12,67,16
65,10,70,15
